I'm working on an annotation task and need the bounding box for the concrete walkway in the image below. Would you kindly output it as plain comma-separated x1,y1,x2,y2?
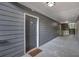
24,35,79,57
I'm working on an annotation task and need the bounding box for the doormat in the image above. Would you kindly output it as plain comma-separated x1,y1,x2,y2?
28,48,42,57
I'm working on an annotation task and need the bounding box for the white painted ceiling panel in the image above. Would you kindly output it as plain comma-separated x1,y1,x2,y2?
19,2,79,23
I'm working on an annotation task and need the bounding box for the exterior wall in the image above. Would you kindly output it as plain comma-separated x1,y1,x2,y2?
0,2,24,57
76,16,79,41
0,2,60,57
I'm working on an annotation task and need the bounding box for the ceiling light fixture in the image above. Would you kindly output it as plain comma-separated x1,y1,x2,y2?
46,2,55,7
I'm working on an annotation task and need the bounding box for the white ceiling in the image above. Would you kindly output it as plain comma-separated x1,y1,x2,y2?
19,2,79,23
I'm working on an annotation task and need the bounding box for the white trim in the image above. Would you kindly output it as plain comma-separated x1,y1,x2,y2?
24,13,39,54
24,13,26,54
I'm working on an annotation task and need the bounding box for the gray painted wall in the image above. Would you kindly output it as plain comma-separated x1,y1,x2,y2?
0,2,24,57
76,16,79,41
0,2,59,57
39,17,59,45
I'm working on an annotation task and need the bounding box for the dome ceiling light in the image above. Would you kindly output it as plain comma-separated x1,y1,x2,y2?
46,2,55,7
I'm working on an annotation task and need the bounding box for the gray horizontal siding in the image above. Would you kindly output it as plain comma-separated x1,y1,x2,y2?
0,44,24,57
0,2,59,57
0,2,24,57
39,17,59,45
0,3,23,15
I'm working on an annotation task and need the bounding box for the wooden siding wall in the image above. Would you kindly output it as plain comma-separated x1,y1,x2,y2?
0,2,59,57
0,2,24,57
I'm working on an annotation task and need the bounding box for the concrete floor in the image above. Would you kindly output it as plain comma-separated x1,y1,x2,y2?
23,35,79,57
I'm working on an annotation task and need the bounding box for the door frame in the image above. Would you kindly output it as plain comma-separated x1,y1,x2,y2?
24,13,39,54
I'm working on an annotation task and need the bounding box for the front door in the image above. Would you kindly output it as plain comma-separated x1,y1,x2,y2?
25,15,37,52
